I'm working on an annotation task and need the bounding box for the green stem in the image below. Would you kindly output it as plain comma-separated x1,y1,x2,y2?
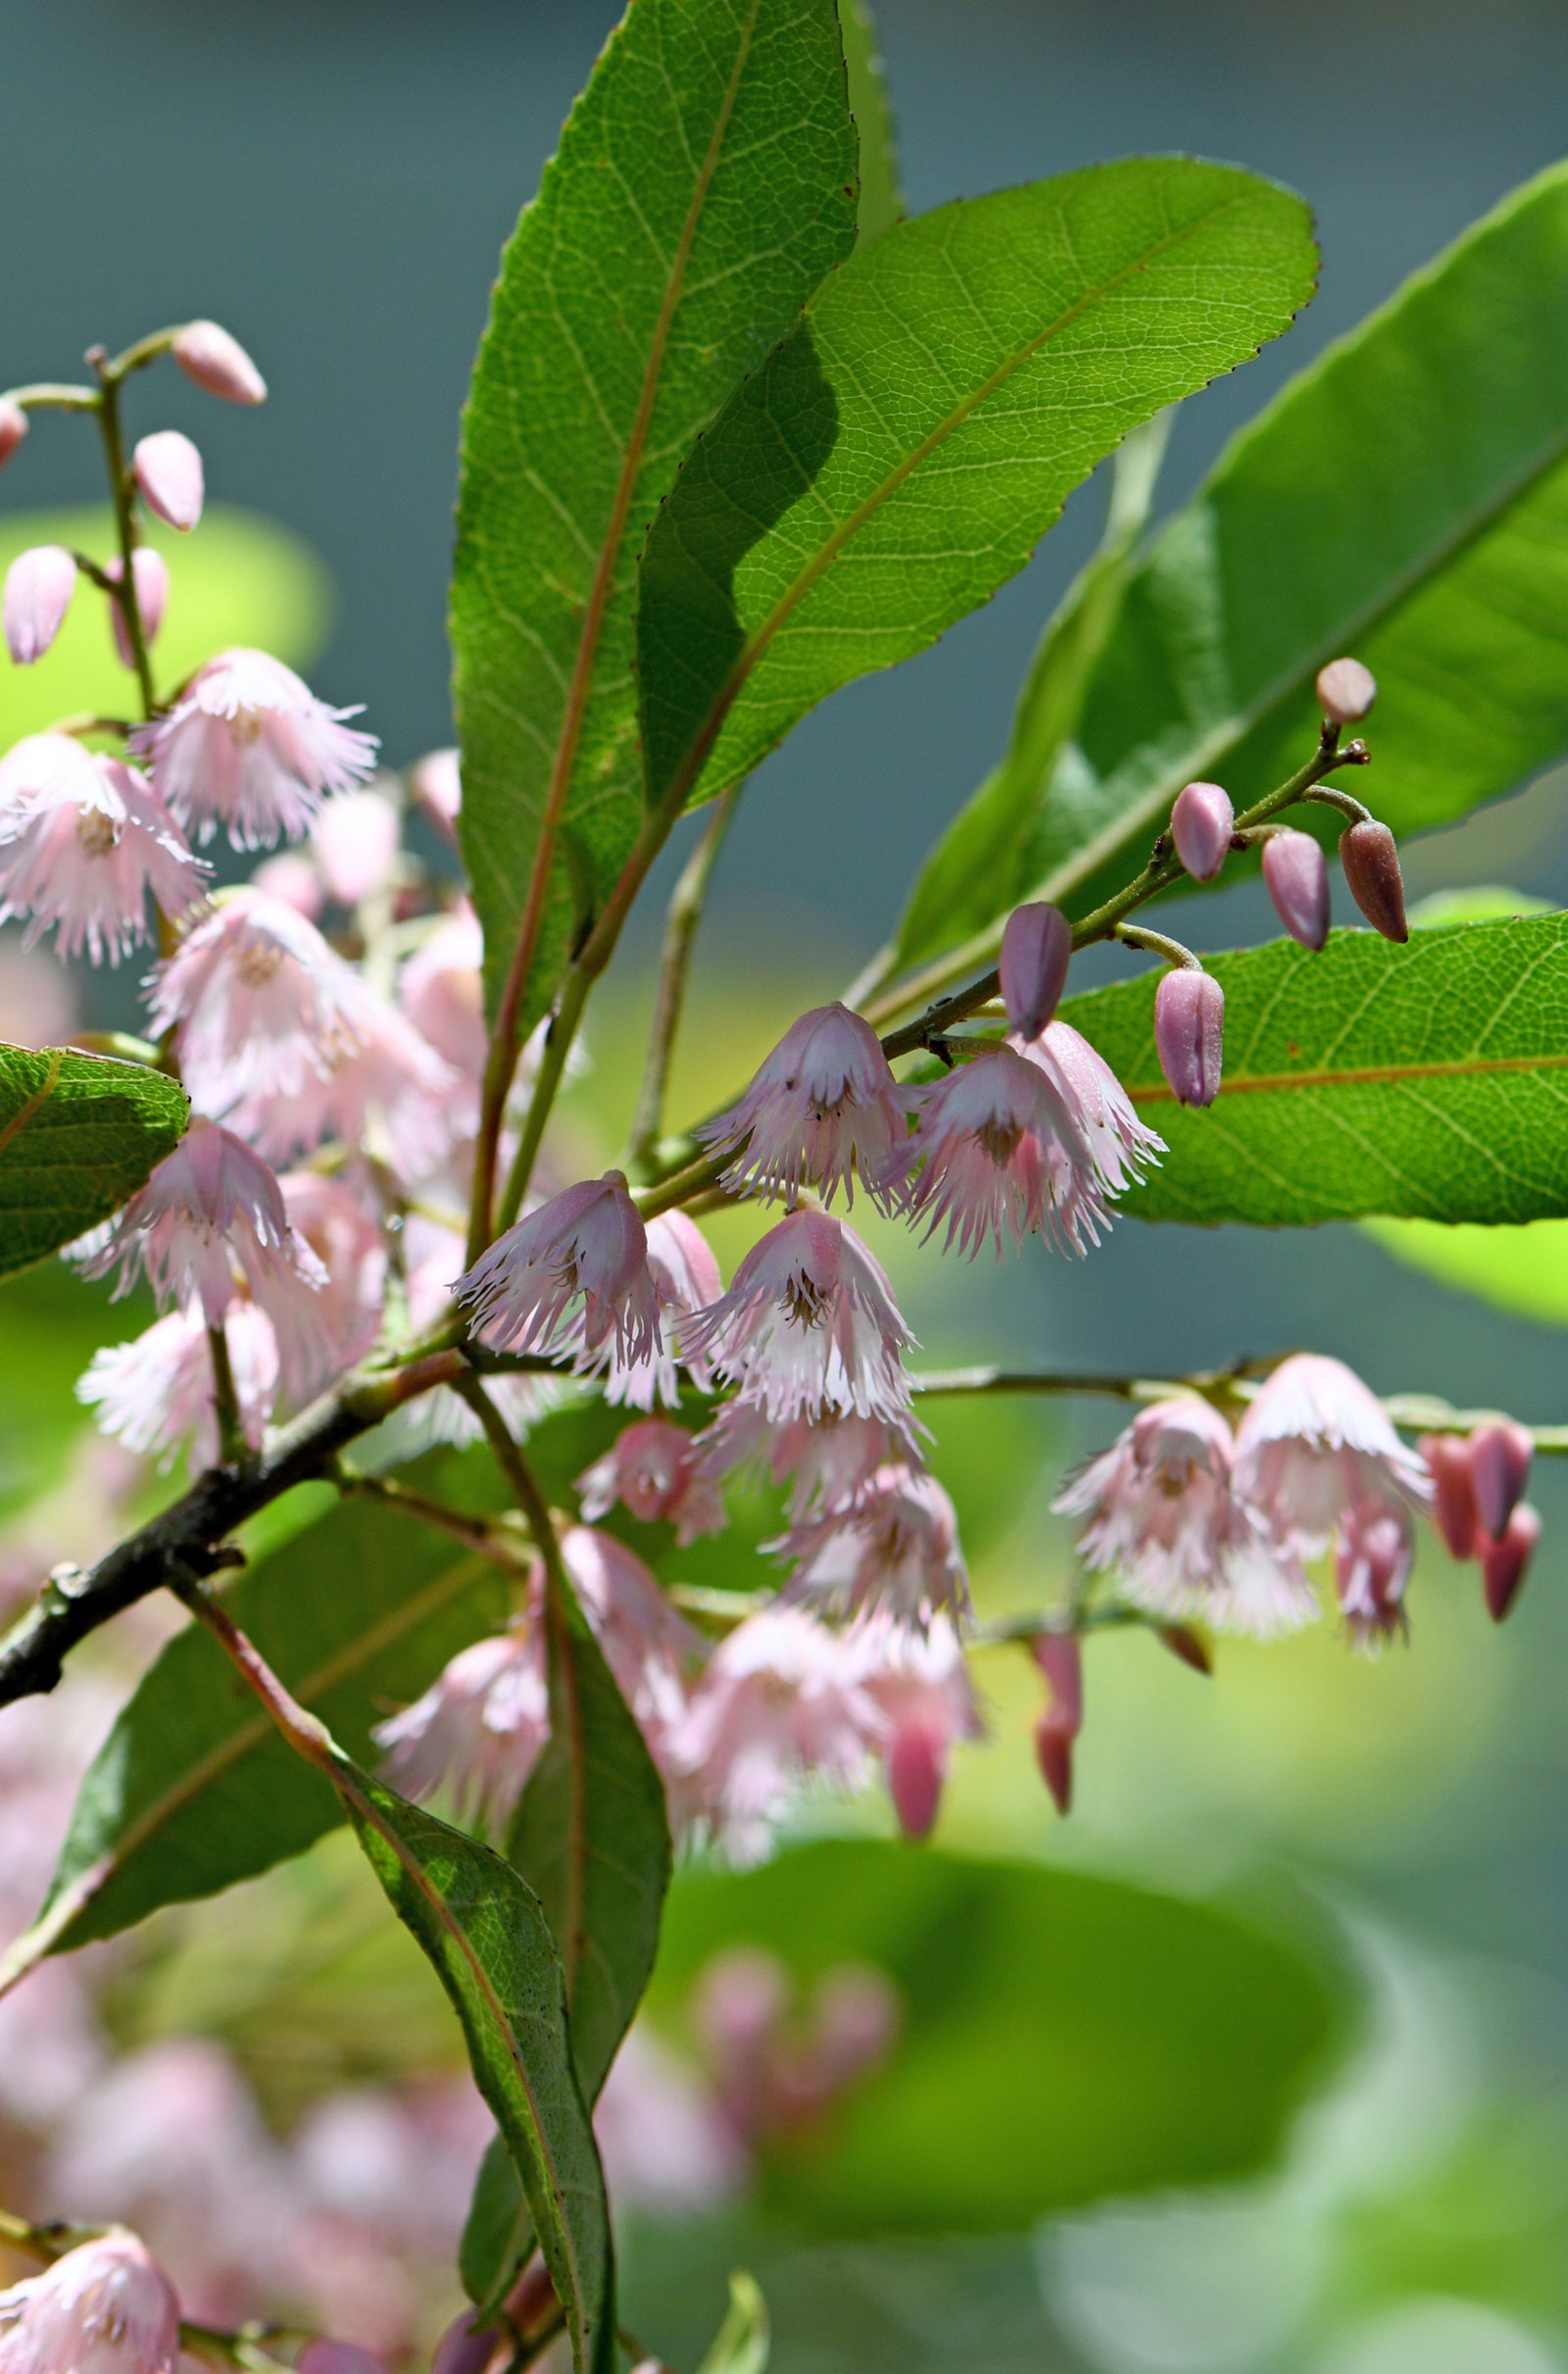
626,784,740,1177
0,2207,108,2262
334,1466,531,1570
91,370,157,721
206,1322,251,1470
0,383,101,413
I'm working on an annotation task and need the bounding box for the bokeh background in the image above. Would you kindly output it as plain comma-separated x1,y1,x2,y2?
5,3,1568,2368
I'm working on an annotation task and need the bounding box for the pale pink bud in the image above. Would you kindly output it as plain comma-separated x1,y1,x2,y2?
411,746,462,834
1482,1503,1540,1623
3,545,77,664
104,549,171,668
1340,819,1407,942
1316,656,1377,724
887,1710,947,1839
1467,1419,1533,1543
0,401,28,470
132,429,204,531
1261,828,1330,950
1153,967,1224,1107
1170,780,1234,881
172,319,268,405
311,787,400,905
999,900,1070,1040
1419,1433,1479,1560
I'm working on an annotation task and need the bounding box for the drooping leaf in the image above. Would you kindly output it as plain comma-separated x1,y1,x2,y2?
894,159,1568,978
839,0,902,244
697,2273,771,2374
644,1839,1345,2234
0,1046,187,1280
1363,1214,1568,1326
635,158,1316,816
452,0,858,1030
0,506,330,747
15,1473,509,1967
1058,915,1568,1228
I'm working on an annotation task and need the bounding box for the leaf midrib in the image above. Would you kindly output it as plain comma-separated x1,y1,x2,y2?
0,1050,64,1162
1124,1046,1568,1106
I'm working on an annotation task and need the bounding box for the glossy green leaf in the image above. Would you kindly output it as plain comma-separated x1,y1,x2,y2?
1059,915,1568,1227
646,1840,1344,2233
839,0,902,244
900,160,1568,978
0,1046,187,1280
636,158,1316,814
1364,1214,1568,1326
697,2273,770,2374
16,1474,509,1966
0,506,329,743
452,0,858,1030
341,1763,613,2374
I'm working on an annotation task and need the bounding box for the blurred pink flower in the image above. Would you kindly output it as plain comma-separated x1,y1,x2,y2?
0,751,205,965
777,1462,969,1628
373,1626,549,1836
79,1299,278,1471
576,1418,727,1547
409,747,461,836
132,649,377,849
0,2235,179,2374
3,546,76,664
562,1524,701,1752
695,1403,926,1520
697,1003,910,1210
1334,1499,1414,1649
858,1610,981,1839
398,903,484,1077
311,789,401,907
593,2026,747,2217
280,1174,387,1381
1234,1354,1430,1560
683,1208,914,1426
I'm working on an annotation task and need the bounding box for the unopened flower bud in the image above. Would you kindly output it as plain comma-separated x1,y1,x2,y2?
1482,1503,1540,1622
1030,1630,1082,1815
1316,656,1377,724
887,1711,947,1840
1170,780,1234,881
0,399,28,470
172,319,267,405
105,548,171,668
1420,1432,1479,1560
3,544,77,664
298,2347,391,2374
411,745,461,834
1000,900,1071,1041
252,850,324,918
1261,827,1330,951
432,2312,497,2374
132,429,204,531
1340,818,1407,943
1157,1623,1212,1675
1153,966,1224,1108
1468,1419,1533,1543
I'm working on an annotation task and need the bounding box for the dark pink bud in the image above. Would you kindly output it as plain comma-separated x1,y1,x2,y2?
1157,1623,1212,1675
1000,900,1070,1041
1034,1712,1074,1814
1261,828,1330,951
3,544,77,664
433,2313,498,2374
1316,657,1377,724
1153,967,1224,1108
105,549,171,668
1030,1630,1083,1728
0,400,27,470
1170,780,1234,881
1420,1433,1480,1561
1340,820,1407,942
887,1712,947,1840
133,429,204,531
172,319,268,405
1468,1419,1533,1543
1482,1503,1540,1622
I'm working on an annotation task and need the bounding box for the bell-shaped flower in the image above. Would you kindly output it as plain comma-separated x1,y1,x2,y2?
1024,1019,1164,1211
668,1605,888,1863
78,1300,278,1473
3,545,77,665
391,1217,561,1456
697,1002,910,1210
1233,1354,1431,1563
0,749,206,965
1334,1498,1414,1649
857,1610,982,1840
607,1210,724,1410
373,1624,549,1837
132,430,204,532
776,1461,969,1628
0,2232,180,2374
561,1523,702,1755
576,1418,727,1548
695,1402,927,1520
456,1171,660,1372
311,786,401,907
1054,1395,1318,1638
682,1206,915,1425
131,647,378,850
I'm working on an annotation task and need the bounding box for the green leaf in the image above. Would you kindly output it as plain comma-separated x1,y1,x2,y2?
635,158,1316,816
893,414,1169,969
15,1474,509,1965
646,1840,1344,2233
462,2134,537,2319
1058,915,1568,1227
340,1763,613,2374
839,0,902,244
0,1046,187,1280
1364,1214,1568,1326
452,0,858,1030
697,2273,770,2374
911,160,1568,973
0,506,329,744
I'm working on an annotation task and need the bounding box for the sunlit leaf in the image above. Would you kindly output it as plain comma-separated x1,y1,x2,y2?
1364,1214,1568,1327
839,0,902,244
0,1045,186,1281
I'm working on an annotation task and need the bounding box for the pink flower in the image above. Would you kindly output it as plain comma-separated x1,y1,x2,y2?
1334,1499,1414,1649
372,1626,549,1837
576,1419,727,1547
3,546,77,664
0,2234,180,2374
172,321,268,406
1054,1396,1317,1638
398,903,484,1076
298,2347,390,2374
857,1610,981,1839
902,1044,1096,1258
777,1462,969,1628
1234,1354,1430,1560
311,788,401,907
0,752,205,964
609,1210,724,1410
79,1300,278,1471
1024,1019,1164,1212
697,1003,910,1210
132,431,203,532
280,1174,387,1378
455,1173,660,1371
394,1219,561,1455
104,550,171,668
410,747,461,836
250,851,323,919
669,1605,888,1861
592,2026,747,2218
694,1403,927,1520
682,1207,914,1424
561,1524,701,1749
131,648,378,849
74,1119,329,1403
